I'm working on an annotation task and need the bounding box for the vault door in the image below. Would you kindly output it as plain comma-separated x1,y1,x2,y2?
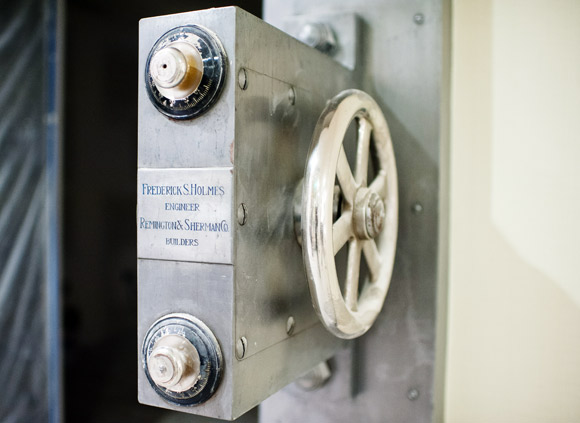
137,2,447,421
137,8,362,420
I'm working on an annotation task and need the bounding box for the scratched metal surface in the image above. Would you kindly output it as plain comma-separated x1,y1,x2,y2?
138,8,357,419
231,8,356,416
260,1,446,422
232,7,355,362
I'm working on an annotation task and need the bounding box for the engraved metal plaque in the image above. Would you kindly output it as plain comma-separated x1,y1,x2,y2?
137,168,233,264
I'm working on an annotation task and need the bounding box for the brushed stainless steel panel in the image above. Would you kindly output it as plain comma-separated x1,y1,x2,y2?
137,259,235,419
139,8,358,420
261,1,449,422
232,7,356,360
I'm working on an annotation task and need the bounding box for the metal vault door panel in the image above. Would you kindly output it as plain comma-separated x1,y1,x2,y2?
261,1,448,422
138,7,360,420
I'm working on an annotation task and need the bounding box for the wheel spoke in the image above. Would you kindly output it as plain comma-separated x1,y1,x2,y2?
333,211,352,255
337,147,357,203
355,118,371,186
344,239,362,310
369,170,388,198
362,239,382,281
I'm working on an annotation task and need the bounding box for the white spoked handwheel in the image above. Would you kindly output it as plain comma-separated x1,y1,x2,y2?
302,89,398,339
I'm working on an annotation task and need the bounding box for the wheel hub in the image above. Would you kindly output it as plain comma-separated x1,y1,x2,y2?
353,188,386,240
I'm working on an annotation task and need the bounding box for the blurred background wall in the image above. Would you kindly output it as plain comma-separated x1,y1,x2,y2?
0,0,60,421
446,0,580,421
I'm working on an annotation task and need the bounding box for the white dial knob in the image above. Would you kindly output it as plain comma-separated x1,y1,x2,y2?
148,42,203,100
149,47,188,89
147,334,200,393
141,313,223,405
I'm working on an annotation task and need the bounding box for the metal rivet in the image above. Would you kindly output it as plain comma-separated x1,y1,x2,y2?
238,68,248,90
407,388,420,401
286,316,295,335
412,202,423,214
413,13,425,25
237,203,247,225
236,336,247,359
288,87,296,105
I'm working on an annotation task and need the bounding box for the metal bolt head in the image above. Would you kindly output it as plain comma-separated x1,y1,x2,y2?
297,23,337,55
407,388,420,401
237,203,247,225
286,316,295,335
296,361,332,391
413,13,425,25
353,188,385,240
365,192,386,239
236,336,247,359
288,87,296,105
238,68,248,90
412,202,423,214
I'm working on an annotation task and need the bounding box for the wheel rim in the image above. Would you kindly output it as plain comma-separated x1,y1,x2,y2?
302,89,398,339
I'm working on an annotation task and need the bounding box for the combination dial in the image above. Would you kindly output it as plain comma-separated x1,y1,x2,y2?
145,25,227,119
142,313,223,405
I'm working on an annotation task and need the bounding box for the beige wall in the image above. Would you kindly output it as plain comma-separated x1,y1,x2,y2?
445,0,580,421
